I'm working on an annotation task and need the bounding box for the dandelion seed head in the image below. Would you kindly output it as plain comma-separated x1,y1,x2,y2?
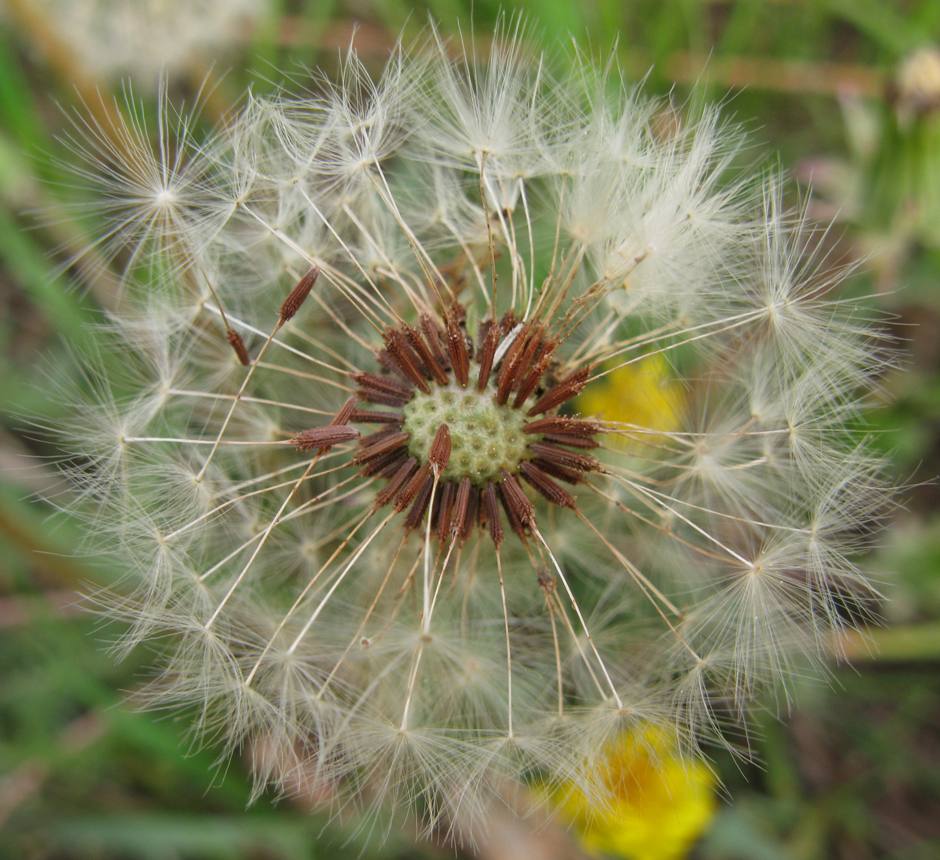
895,45,940,121
51,24,897,842
28,0,267,82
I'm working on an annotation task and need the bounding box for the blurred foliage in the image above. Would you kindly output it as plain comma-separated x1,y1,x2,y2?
1,1,939,858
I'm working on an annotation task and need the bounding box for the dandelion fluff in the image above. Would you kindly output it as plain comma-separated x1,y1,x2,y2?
24,0,266,82
52,27,895,841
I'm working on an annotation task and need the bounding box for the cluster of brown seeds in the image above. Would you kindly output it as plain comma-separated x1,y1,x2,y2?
279,291,602,547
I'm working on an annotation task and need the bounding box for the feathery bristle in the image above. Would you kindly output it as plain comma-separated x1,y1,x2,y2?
49,20,897,845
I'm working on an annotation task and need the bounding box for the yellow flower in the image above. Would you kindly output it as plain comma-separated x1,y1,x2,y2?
577,356,684,450
551,725,717,860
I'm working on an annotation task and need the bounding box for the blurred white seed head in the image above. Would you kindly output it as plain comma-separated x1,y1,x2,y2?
28,0,267,82
895,45,940,122
51,22,897,842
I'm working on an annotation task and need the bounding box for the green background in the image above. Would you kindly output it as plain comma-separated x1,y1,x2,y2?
1,1,939,857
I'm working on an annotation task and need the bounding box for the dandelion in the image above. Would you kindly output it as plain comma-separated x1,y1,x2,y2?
549,724,717,860
577,355,684,450
894,45,940,123
49,23,894,843
6,0,267,83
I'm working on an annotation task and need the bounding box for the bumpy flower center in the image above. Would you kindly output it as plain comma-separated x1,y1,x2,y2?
291,300,603,546
403,384,529,483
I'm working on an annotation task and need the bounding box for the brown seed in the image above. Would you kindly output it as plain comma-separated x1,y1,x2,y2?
279,267,319,323
528,442,599,472
476,322,500,392
477,319,494,351
531,457,583,485
383,329,431,393
226,328,250,366
513,341,557,408
429,424,452,474
536,568,556,593
331,396,357,426
461,485,480,540
353,372,413,399
498,482,527,537
376,450,408,478
405,324,449,385
523,416,601,437
354,430,409,463
542,433,599,450
446,312,470,387
376,349,412,386
396,463,432,511
499,469,534,527
435,481,456,542
516,324,545,376
356,388,410,408
527,366,592,416
359,426,403,447
498,310,518,336
495,324,531,405
291,424,359,452
376,457,417,505
482,483,504,548
449,301,467,325
420,314,450,370
453,477,472,537
404,474,434,529
520,461,575,508
360,447,407,477
349,409,403,425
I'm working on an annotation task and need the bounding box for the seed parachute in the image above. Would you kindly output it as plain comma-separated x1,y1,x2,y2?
49,19,895,843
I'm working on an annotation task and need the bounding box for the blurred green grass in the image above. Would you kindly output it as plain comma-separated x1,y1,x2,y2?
1,1,939,858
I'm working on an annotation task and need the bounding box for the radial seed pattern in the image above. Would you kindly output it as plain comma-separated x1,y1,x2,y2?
53,25,894,842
